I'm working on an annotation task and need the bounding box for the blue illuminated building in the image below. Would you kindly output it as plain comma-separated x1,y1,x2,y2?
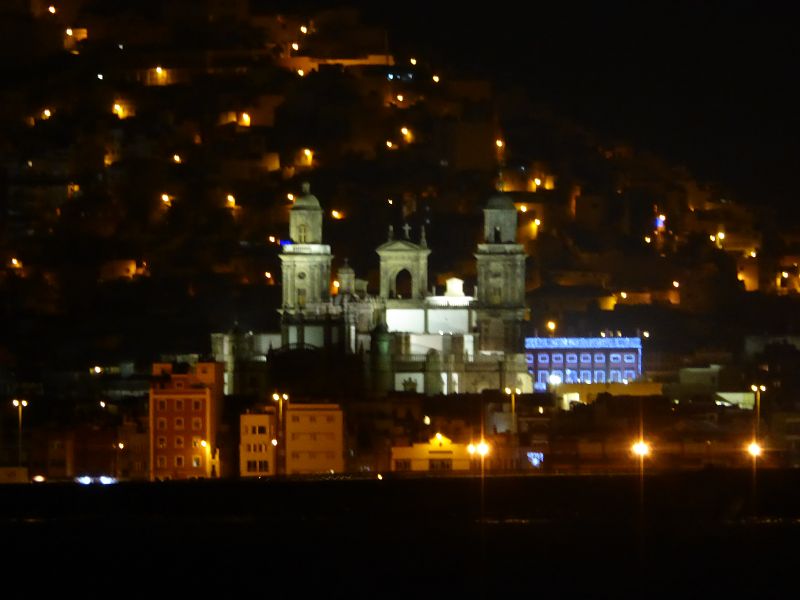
524,337,642,390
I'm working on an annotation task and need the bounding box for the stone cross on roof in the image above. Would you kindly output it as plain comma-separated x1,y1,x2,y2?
402,222,411,239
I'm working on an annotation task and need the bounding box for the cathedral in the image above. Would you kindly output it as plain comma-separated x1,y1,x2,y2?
277,183,532,397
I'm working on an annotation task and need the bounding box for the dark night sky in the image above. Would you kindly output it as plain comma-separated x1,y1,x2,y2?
338,0,799,210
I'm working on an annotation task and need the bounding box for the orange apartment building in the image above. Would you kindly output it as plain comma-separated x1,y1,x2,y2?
149,362,224,480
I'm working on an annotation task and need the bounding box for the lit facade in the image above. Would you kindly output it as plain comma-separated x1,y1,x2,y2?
285,404,344,475
149,362,223,480
391,434,474,472
525,337,642,390
240,410,277,477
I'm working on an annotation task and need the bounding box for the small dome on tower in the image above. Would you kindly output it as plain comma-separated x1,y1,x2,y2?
292,182,321,210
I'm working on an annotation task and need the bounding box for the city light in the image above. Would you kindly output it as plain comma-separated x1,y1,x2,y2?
300,25,308,34
495,139,504,148
620,291,628,299
297,69,305,77
548,373,562,386
42,108,52,119
747,441,762,457
264,272,272,280
672,280,680,288
534,177,542,186
93,366,102,374
331,210,343,219
534,218,541,226
396,94,404,102
519,205,527,212
423,415,431,425
643,331,650,338
226,194,236,206
410,58,417,65
172,154,181,163
644,236,651,243
476,441,489,456
97,73,103,80
240,112,251,126
48,5,56,14
546,320,556,333
287,193,295,201
271,438,278,446
291,42,299,51
66,28,73,36
386,140,394,148
10,257,20,268
155,66,163,74
432,74,440,83
631,440,650,457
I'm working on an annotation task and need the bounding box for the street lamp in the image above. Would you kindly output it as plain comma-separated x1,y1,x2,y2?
750,384,766,442
504,387,521,436
546,320,557,336
12,399,28,467
272,392,289,474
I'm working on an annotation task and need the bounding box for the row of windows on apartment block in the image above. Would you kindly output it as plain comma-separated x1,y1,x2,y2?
155,398,204,411
527,352,638,365
532,369,638,384
245,460,270,472
156,417,204,430
156,436,206,449
242,416,336,435
155,455,203,468
244,433,336,449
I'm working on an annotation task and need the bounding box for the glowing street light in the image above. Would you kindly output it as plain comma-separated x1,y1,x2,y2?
297,69,305,77
226,194,236,207
747,441,762,458
432,74,440,83
291,42,299,51
331,210,343,220
672,280,680,288
172,154,181,164
631,439,650,457
495,139,504,148
161,193,172,206
504,387,521,436
546,320,557,335
300,25,308,34
287,193,295,201
12,399,28,466
409,57,417,65
155,66,163,74
48,5,56,14
42,108,52,119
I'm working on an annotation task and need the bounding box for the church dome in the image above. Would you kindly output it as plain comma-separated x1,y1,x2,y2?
292,182,321,210
485,193,515,210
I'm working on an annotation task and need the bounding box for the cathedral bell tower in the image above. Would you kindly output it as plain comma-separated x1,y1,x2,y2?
474,193,527,351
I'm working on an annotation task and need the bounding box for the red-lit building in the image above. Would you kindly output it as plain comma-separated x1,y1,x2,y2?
149,362,224,480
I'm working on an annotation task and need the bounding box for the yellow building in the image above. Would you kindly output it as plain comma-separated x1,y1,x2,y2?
285,404,344,475
391,433,474,472
240,410,277,477
149,362,223,480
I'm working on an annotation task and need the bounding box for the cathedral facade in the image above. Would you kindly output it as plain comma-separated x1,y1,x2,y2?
277,184,532,397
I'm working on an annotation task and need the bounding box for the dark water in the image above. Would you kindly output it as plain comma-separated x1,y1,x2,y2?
2,470,798,598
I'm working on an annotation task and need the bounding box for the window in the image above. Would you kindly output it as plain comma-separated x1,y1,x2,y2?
309,416,317,423
537,353,549,364
610,353,621,363
157,418,167,430
326,416,334,423
566,353,578,364
246,444,251,452
395,459,412,471
246,460,257,472
175,399,184,411
624,370,636,381
326,452,335,459
292,416,300,423
580,370,592,383
291,452,300,459
174,456,184,467
192,456,201,468
580,353,592,364
594,371,606,383
175,436,184,449
192,437,201,448
537,370,550,385
430,459,453,471
310,433,317,441
193,400,202,411
257,425,266,434
565,370,577,383
552,353,563,364
594,353,605,363
258,460,269,471
251,426,257,434
175,417,184,430
192,417,202,431
157,399,166,410
157,456,166,468
609,370,622,382
624,353,636,364
157,436,167,449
